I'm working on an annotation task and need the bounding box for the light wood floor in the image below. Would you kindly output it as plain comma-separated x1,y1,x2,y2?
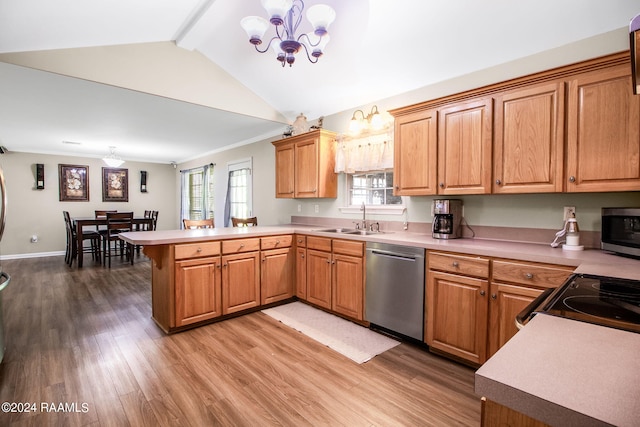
0,255,481,426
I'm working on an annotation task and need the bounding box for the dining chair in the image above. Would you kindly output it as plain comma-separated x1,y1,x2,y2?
63,211,101,266
151,211,159,230
183,218,214,229
95,210,117,237
103,212,134,267
231,217,258,227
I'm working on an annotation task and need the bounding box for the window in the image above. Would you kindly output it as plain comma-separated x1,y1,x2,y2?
348,170,402,206
180,164,214,225
224,158,253,226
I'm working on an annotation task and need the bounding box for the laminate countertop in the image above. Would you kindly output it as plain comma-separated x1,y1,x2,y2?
120,224,640,425
119,224,640,280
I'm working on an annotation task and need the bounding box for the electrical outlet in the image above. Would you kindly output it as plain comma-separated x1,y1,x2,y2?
563,206,576,221
314,204,319,213
297,204,302,213
31,235,38,243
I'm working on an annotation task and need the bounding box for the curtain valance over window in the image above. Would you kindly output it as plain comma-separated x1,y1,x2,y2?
334,130,394,173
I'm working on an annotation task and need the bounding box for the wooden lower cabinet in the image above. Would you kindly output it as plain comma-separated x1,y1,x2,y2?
174,256,222,327
306,248,332,309
487,283,544,356
222,251,260,314
332,252,364,320
427,251,574,365
427,270,489,365
261,246,294,305
481,398,550,427
295,247,307,299
304,236,365,320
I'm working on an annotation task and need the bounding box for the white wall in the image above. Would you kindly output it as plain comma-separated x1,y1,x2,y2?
0,152,177,257
174,27,640,233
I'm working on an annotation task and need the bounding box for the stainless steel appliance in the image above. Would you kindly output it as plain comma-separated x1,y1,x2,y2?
601,207,640,258
432,199,463,239
365,242,425,340
516,273,640,333
0,166,9,363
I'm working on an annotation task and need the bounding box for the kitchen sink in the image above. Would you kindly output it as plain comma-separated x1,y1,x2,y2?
314,228,358,233
314,228,388,235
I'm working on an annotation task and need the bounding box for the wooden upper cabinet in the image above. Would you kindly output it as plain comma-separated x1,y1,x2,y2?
272,129,337,198
566,64,640,192
493,82,565,194
438,97,493,194
393,108,438,195
274,143,295,198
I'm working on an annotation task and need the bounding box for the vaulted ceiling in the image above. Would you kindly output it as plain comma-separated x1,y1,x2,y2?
0,0,638,164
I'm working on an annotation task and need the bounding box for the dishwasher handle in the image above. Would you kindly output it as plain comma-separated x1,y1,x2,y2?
368,249,423,262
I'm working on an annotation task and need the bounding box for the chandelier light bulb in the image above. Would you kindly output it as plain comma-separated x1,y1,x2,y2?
261,0,294,25
306,4,336,36
241,16,270,44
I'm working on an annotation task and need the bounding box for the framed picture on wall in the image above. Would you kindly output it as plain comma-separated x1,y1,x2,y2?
102,167,128,202
59,164,89,202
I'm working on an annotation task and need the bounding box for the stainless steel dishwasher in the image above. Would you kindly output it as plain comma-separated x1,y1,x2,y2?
365,242,425,340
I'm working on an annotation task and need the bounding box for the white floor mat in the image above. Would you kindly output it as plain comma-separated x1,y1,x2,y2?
262,301,400,364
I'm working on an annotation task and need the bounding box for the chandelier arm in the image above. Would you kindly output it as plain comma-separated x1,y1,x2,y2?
254,36,279,54
297,32,321,48
299,42,319,64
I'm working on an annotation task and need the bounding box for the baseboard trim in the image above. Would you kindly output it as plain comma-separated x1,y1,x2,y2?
0,251,65,260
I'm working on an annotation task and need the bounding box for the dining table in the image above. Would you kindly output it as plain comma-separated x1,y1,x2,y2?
72,216,154,267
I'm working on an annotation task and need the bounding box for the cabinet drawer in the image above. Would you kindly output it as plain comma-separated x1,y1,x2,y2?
492,260,573,288
307,236,332,252
261,235,292,250
428,252,490,278
222,238,260,254
332,239,364,257
295,235,306,247
175,241,221,260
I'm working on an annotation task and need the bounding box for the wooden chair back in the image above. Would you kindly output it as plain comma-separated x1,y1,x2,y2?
106,212,133,235
231,217,258,227
151,211,159,230
183,218,214,229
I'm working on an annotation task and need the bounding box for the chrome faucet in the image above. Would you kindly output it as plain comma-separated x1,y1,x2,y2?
360,202,368,230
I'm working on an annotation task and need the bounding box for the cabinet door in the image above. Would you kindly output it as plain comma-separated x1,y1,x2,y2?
275,143,295,198
426,270,489,365
295,247,307,300
487,283,544,358
567,64,640,192
261,247,294,305
393,109,438,195
221,252,260,314
294,136,319,198
175,256,222,327
306,249,332,309
331,253,364,320
493,82,564,194
438,98,493,194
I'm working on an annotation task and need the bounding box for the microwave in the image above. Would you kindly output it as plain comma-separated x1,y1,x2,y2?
601,208,640,258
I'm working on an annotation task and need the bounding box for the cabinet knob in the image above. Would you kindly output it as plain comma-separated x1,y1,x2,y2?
452,261,459,268
480,290,486,296
491,294,497,300
569,176,576,183
275,240,280,245
197,248,202,253
313,189,317,193
495,179,502,185
326,259,331,263
395,185,399,189
439,182,445,188
300,254,305,259
216,263,221,269
524,273,533,280
297,239,303,243
239,244,245,249
223,263,228,268
262,258,265,262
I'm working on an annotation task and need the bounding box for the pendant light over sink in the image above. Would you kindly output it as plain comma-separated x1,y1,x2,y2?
241,0,336,67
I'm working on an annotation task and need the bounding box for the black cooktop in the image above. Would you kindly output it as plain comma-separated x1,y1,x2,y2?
539,274,640,333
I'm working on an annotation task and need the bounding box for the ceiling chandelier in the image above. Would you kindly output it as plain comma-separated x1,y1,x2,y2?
240,0,336,67
102,146,124,168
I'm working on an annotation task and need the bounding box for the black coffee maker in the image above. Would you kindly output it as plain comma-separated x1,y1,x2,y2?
432,199,463,239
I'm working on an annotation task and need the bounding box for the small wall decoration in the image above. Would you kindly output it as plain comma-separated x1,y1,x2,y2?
140,170,148,193
36,163,45,189
102,167,128,202
59,164,89,202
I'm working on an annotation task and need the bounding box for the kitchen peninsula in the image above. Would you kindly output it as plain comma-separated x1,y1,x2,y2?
120,224,640,426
